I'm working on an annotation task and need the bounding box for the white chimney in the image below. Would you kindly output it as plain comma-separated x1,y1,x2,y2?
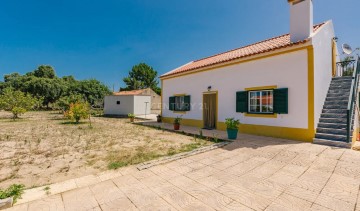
288,0,313,43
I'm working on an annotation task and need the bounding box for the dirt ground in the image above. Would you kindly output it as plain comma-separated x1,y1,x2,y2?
0,111,210,189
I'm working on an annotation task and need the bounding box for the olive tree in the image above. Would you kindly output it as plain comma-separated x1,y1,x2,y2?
0,88,39,119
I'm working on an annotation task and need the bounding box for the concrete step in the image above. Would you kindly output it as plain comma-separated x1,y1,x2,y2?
324,100,348,105
318,122,347,129
316,127,347,135
319,118,347,124
322,109,347,114
326,96,349,101
323,104,348,109
320,113,347,118
332,76,353,80
315,133,347,142
330,82,353,87
326,93,350,98
327,90,350,94
328,87,352,91
313,138,351,148
331,79,353,83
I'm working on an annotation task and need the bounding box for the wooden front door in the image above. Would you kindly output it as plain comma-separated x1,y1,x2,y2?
203,93,217,129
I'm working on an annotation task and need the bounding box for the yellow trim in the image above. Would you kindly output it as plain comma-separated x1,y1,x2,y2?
163,117,203,128
332,40,337,77
202,91,218,129
244,113,278,118
162,117,314,142
174,93,186,96
160,46,311,80
307,46,315,138
245,85,277,91
217,122,314,142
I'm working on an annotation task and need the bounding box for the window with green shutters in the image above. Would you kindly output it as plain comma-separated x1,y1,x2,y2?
236,88,288,114
169,95,191,111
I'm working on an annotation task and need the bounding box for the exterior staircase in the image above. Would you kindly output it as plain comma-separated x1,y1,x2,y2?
313,76,354,148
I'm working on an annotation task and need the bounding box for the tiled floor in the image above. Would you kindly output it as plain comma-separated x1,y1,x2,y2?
6,124,360,211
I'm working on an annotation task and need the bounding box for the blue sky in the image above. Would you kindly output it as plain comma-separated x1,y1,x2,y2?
0,0,359,90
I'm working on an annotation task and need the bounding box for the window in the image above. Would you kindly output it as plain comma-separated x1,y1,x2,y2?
236,88,288,114
116,101,120,105
169,95,191,111
248,90,273,113
175,96,185,111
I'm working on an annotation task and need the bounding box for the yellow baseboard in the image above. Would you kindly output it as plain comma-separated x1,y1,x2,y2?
163,117,314,142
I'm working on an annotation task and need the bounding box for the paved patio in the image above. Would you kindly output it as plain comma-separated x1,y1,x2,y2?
6,123,360,211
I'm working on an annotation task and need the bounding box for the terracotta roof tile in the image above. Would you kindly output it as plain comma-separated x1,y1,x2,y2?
161,23,324,78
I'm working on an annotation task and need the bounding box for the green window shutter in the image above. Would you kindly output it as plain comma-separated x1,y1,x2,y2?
236,91,248,113
169,96,175,111
184,95,191,111
274,88,288,114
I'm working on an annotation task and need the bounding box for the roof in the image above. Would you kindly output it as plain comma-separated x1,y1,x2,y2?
113,89,147,96
161,23,324,78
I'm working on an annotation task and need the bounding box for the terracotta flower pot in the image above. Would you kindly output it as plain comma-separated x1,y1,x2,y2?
174,123,180,130
129,117,134,122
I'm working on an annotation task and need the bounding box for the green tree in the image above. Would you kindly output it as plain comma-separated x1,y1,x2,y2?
0,88,38,119
33,65,56,79
122,63,160,94
70,79,111,106
24,77,66,107
4,73,21,83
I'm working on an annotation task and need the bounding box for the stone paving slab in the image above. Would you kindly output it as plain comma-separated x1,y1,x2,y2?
6,128,360,211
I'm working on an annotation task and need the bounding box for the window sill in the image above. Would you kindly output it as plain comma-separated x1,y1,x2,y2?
244,113,277,118
173,111,187,114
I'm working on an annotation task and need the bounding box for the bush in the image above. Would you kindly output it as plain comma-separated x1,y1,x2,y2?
0,184,25,203
64,102,90,123
225,118,240,130
55,94,85,112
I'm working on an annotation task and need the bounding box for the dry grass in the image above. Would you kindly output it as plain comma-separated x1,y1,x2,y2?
0,111,211,188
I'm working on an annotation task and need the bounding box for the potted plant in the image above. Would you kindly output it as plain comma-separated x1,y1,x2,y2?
225,118,240,140
157,114,162,123
128,113,135,122
173,116,182,130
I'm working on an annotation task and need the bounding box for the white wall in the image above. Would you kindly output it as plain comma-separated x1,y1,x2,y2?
163,49,309,129
104,95,134,115
312,21,336,129
133,96,151,115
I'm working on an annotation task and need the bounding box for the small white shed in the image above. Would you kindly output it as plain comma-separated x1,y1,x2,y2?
104,93,151,116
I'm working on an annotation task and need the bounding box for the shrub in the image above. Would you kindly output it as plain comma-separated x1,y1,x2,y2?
0,184,25,203
128,113,135,118
174,116,182,124
65,102,90,123
225,118,240,130
55,94,85,112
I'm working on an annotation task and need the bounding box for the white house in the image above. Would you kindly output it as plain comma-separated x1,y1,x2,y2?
160,0,355,145
104,89,152,116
